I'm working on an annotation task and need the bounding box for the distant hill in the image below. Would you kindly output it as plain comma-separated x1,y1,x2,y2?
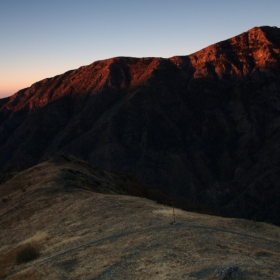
1,26,280,225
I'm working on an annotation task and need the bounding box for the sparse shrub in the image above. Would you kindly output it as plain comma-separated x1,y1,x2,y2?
214,265,243,279
15,244,39,264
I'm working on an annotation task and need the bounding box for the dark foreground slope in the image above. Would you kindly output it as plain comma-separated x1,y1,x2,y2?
1,26,280,224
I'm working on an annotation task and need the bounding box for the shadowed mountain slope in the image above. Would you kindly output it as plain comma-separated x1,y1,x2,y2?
1,26,280,224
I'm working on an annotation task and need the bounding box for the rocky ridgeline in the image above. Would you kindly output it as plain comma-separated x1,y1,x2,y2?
1,26,280,225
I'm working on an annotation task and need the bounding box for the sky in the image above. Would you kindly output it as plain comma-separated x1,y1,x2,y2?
1,0,280,98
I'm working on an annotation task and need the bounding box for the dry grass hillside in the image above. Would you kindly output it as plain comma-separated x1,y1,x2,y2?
0,156,280,280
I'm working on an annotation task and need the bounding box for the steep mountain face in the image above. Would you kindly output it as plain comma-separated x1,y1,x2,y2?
1,26,280,224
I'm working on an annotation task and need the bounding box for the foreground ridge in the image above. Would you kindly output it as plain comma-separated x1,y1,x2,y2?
0,156,279,279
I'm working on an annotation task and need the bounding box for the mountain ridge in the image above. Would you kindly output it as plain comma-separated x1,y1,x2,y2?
1,26,280,225
3,26,279,113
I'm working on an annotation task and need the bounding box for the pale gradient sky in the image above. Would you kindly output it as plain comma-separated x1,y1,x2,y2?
1,0,279,98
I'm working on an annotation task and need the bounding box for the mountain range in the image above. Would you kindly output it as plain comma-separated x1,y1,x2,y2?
1,26,280,225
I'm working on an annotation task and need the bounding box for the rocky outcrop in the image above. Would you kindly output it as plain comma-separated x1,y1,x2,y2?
1,26,280,225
